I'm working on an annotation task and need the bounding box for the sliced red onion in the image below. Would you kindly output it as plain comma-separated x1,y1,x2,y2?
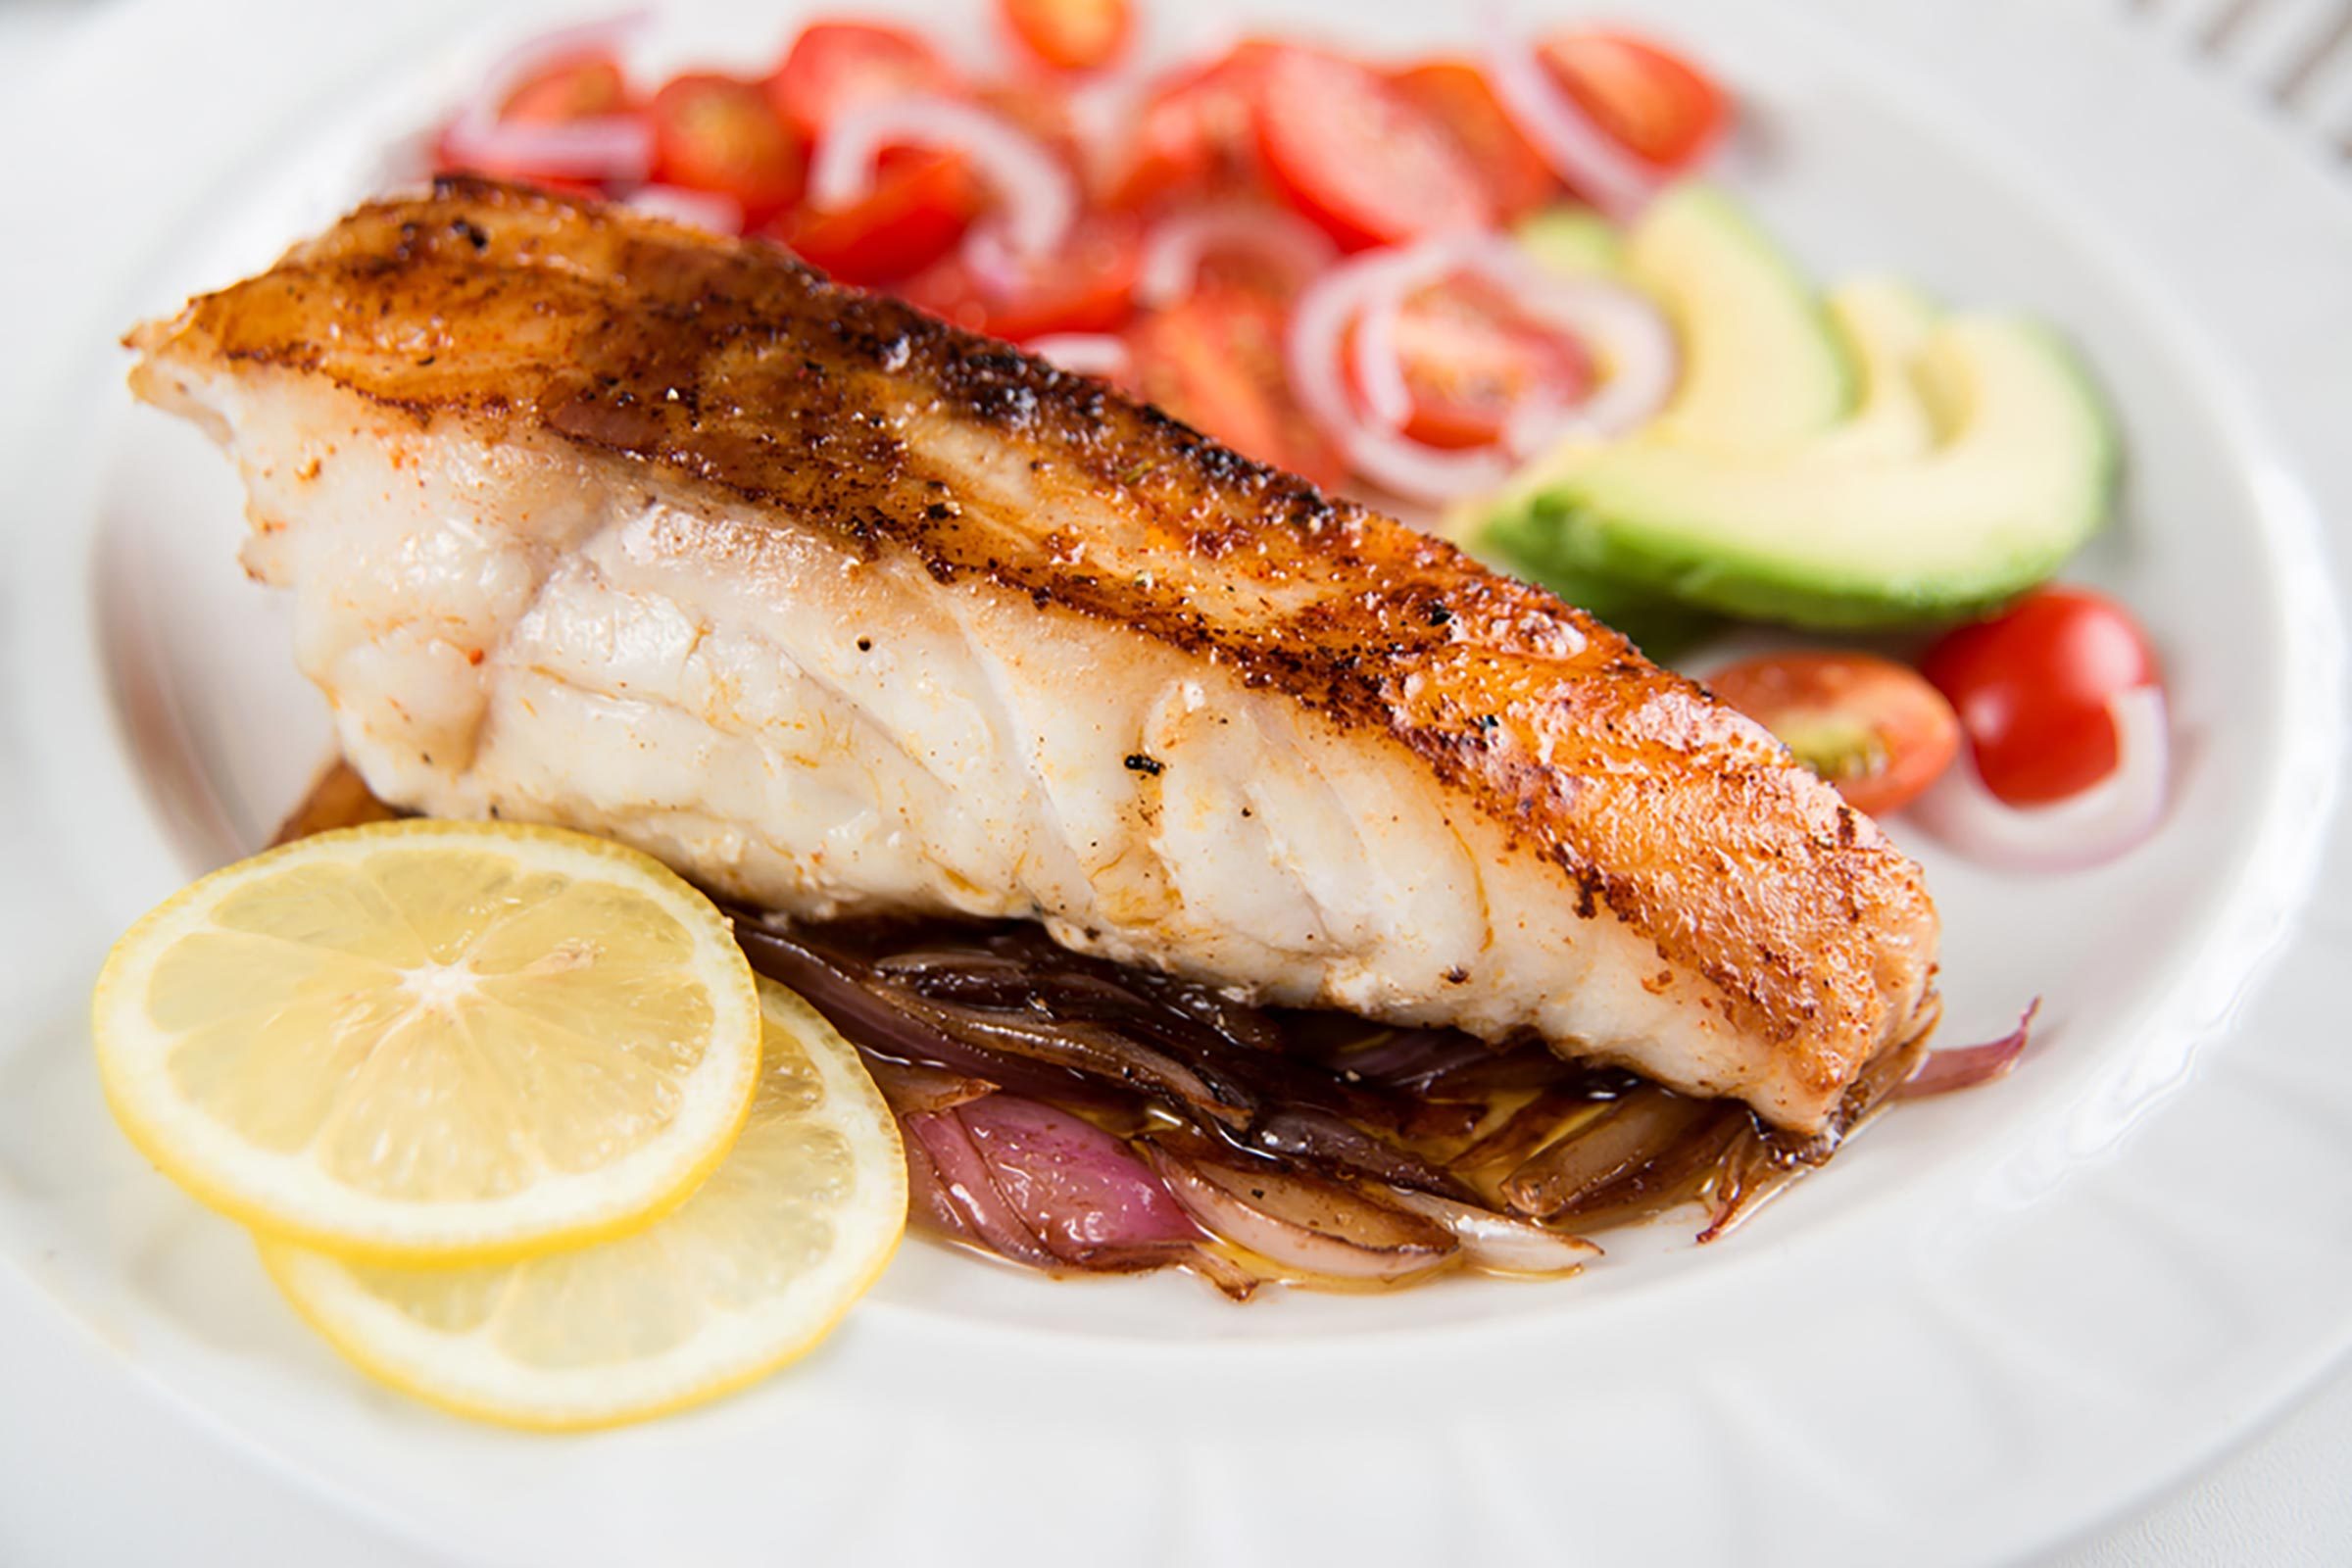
441,13,654,184
1287,241,1514,502
809,94,1076,258
864,1056,996,1116
1908,686,2171,873
1500,1089,1714,1218
1333,1028,1497,1090
903,1108,1061,1268
1345,239,1478,432
956,219,1031,299
1141,1141,1457,1284
1289,234,1673,502
1247,1107,1481,1200
1183,1244,1271,1301
622,184,744,235
1485,250,1680,448
955,1096,1200,1267
1026,333,1133,379
1899,1002,2038,1100
1137,204,1338,309
1481,19,1660,220
1384,1189,1600,1275
902,1123,977,1242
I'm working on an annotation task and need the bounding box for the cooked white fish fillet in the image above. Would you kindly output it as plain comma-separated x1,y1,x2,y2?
128,179,1939,1133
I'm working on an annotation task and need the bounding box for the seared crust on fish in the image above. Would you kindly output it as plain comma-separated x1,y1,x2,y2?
128,177,1938,1131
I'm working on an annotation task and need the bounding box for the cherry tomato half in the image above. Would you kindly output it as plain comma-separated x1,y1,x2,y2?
767,21,963,142
1128,285,1345,489
1252,45,1494,250
649,74,806,223
1391,59,1557,223
500,49,633,123
1361,277,1592,451
902,215,1143,341
1096,43,1274,210
1001,0,1133,73
1539,31,1728,172
1706,652,1961,816
432,49,634,194
770,149,979,284
1920,587,2161,807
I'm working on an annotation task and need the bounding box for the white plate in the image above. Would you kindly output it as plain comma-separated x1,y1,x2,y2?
2,0,2348,1562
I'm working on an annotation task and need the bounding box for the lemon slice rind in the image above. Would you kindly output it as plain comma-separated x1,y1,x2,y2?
257,979,906,1431
93,820,761,1266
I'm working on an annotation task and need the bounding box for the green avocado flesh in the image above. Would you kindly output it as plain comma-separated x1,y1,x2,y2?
1478,185,2118,632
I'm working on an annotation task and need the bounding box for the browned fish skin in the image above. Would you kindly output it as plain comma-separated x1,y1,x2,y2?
129,177,1938,1131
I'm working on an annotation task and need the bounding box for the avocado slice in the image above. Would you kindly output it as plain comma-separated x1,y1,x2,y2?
1809,277,1940,466
1627,184,1853,453
1478,187,2116,631
1464,185,1857,648
1535,316,2117,627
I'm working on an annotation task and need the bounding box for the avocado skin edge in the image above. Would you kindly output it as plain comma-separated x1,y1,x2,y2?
1480,320,2122,633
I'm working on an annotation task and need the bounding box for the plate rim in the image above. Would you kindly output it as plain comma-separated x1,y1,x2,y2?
2,0,2349,1563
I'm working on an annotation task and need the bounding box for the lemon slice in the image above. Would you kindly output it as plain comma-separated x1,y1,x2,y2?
93,820,761,1265
259,979,906,1429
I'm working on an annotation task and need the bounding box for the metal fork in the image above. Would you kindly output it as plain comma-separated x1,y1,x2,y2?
2126,0,2352,156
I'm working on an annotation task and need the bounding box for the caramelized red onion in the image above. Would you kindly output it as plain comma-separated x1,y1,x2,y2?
1143,1140,1459,1285
734,921,1110,1104
274,767,1988,1299
1247,1107,1480,1201
955,1097,1200,1268
729,908,1981,1294
904,1106,1064,1268
1900,1002,2037,1100
1385,1189,1601,1276
863,1056,996,1116
904,1096,1199,1270
1500,1089,1716,1218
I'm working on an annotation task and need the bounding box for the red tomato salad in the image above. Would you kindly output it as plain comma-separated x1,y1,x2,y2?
428,4,2162,873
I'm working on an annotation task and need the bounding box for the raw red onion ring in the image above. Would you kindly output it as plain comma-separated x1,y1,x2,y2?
808,94,1076,259
622,184,744,235
1137,204,1338,309
440,12,655,184
1907,687,2171,873
1481,16,1660,220
1288,234,1674,502
1025,332,1133,378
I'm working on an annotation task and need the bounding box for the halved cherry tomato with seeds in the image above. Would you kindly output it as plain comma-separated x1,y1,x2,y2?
431,49,636,193
1002,0,1133,73
1252,45,1494,250
1539,31,1727,172
501,50,633,122
1705,652,1961,816
1097,43,1274,210
1128,285,1344,489
767,21,963,142
649,74,806,222
1392,60,1557,222
1920,587,2161,808
770,149,979,283
1362,277,1592,451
